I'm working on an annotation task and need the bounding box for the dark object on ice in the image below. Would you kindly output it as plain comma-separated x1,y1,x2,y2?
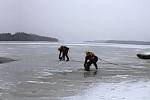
0,57,16,64
84,51,98,71
137,53,150,59
58,46,70,61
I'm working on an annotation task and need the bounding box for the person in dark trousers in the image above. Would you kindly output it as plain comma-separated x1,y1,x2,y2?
58,46,70,61
58,46,63,61
84,51,98,71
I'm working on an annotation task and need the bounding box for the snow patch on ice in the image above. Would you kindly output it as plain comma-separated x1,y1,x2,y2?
63,81,150,100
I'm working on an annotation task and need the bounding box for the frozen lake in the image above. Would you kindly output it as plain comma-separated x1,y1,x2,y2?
0,42,150,100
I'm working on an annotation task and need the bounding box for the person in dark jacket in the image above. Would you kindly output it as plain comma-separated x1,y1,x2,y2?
58,46,70,61
84,51,98,71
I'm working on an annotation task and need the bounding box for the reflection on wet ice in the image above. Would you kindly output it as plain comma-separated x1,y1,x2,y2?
83,70,98,78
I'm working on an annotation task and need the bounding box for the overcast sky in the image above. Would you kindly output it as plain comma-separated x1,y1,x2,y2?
0,0,150,42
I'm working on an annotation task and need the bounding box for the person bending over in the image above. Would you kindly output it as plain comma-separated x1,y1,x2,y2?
58,46,69,61
84,51,98,71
